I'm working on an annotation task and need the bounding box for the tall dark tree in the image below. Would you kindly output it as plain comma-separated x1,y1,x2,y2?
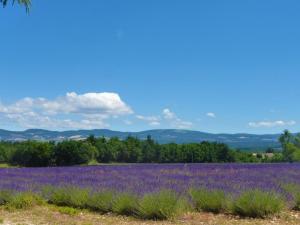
279,130,293,147
279,130,294,162
1,0,31,11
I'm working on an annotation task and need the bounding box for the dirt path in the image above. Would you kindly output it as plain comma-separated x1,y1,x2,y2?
1,206,300,225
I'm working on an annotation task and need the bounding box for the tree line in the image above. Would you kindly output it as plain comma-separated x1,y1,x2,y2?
0,135,269,167
279,130,300,162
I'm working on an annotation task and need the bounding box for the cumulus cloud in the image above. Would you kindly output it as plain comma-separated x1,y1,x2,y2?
0,92,132,130
206,112,216,118
248,120,296,128
162,108,193,129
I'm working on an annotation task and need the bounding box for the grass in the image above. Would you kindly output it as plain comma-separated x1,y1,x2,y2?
138,190,189,220
86,190,114,213
46,186,89,208
0,186,292,220
112,192,138,216
56,206,79,215
189,188,227,213
0,190,13,205
231,189,284,218
283,183,300,210
7,192,44,210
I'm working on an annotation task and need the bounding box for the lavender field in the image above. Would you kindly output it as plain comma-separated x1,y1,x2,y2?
1,163,300,196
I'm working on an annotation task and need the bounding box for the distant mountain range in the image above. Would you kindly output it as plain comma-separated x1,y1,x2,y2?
0,129,283,150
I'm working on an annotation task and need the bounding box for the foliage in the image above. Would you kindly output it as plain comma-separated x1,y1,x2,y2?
0,135,264,167
0,0,31,11
54,141,95,166
47,186,89,209
56,206,79,215
189,188,227,213
283,183,300,210
138,190,189,220
279,130,300,162
232,190,284,218
0,190,13,205
112,193,138,216
86,191,114,213
10,141,53,167
7,192,44,209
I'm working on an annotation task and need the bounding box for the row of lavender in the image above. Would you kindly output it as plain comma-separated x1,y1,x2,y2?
1,164,300,196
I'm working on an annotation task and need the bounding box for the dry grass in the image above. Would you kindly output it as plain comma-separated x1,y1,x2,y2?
0,205,300,225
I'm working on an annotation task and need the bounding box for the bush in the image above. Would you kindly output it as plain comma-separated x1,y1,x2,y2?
7,192,44,209
112,193,138,216
47,187,89,208
56,206,79,215
138,190,189,220
86,191,114,213
0,190,13,205
189,188,227,213
283,183,300,210
232,190,284,218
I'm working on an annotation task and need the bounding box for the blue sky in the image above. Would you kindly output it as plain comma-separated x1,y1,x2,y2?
0,0,299,133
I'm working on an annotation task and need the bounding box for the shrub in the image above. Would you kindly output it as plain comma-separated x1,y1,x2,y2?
232,190,284,218
86,191,114,213
57,206,79,215
112,193,138,216
189,188,227,213
7,192,44,209
138,190,189,220
283,183,300,210
47,187,89,208
0,190,13,205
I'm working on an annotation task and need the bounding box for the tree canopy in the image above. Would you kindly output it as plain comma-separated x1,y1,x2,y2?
0,135,266,167
1,0,31,11
279,130,300,162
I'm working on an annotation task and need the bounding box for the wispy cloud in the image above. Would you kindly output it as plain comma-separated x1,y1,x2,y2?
136,115,161,126
206,112,216,118
162,108,193,129
248,120,296,128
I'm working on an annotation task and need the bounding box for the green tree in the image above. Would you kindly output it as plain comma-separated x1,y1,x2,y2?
95,137,111,163
279,130,293,149
1,0,31,11
124,136,141,163
139,136,157,163
279,130,296,162
54,141,94,166
86,135,97,146
295,134,300,148
10,141,53,167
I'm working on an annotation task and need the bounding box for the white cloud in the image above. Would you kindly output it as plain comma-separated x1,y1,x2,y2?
162,109,176,120
136,115,161,126
162,108,193,129
0,92,132,130
206,112,216,118
149,121,161,126
41,92,133,115
248,120,296,128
